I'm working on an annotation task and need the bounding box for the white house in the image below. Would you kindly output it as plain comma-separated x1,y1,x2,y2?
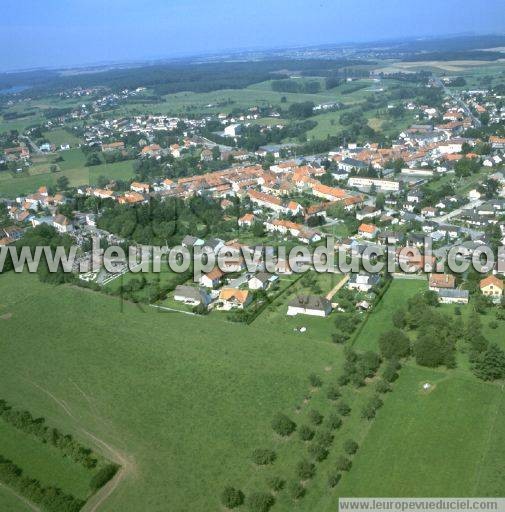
287,295,332,317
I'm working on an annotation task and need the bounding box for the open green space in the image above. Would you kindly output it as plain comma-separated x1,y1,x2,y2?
0,421,95,501
43,127,83,147
353,278,427,351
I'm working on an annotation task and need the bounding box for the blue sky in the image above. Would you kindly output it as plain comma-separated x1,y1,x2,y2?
1,0,505,71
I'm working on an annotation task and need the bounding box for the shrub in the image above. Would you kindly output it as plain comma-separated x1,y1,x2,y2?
308,443,329,462
271,413,296,437
315,430,334,448
296,459,316,480
309,373,323,387
251,449,276,466
308,409,323,425
382,364,399,383
337,373,350,386
247,492,274,512
221,486,245,509
266,476,285,492
326,384,341,401
298,425,315,441
328,472,341,488
375,379,392,394
344,439,359,455
89,464,120,492
289,481,306,500
327,413,342,430
336,402,351,416
489,320,498,329
335,455,352,471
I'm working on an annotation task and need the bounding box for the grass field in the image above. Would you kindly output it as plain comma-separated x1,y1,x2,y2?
43,128,83,147
0,149,136,197
353,278,427,351
335,364,505,499
0,271,339,511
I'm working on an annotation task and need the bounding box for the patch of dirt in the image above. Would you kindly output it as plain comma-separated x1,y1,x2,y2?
0,312,12,320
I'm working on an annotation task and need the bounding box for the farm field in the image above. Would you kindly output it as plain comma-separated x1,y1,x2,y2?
0,149,135,197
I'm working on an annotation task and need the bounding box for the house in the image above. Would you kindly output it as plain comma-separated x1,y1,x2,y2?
224,124,242,137
52,214,73,233
141,144,162,157
200,148,213,162
217,288,251,310
130,182,150,193
407,190,423,204
468,189,482,201
347,273,380,292
356,206,381,221
238,213,255,228
428,273,455,291
182,235,204,248
173,285,211,307
287,295,332,317
101,141,125,152
437,289,469,304
203,238,225,254
377,231,404,245
199,267,225,288
480,275,503,302
358,223,379,239
248,272,278,291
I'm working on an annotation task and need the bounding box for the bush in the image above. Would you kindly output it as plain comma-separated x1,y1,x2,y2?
289,481,306,500
344,439,359,455
308,409,323,425
298,425,315,441
336,402,351,416
271,413,296,437
328,472,341,488
266,476,285,492
382,364,399,383
251,449,276,466
309,373,323,387
337,374,350,386
315,430,334,448
326,384,341,401
89,464,120,492
221,486,245,508
247,492,274,512
296,459,316,480
375,379,392,394
335,455,352,471
327,413,342,430
489,320,498,329
308,443,329,462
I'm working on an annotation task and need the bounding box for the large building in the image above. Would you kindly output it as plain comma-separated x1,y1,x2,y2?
348,177,401,193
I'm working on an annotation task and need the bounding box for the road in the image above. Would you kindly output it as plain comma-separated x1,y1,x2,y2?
432,199,482,224
19,134,42,154
433,77,481,128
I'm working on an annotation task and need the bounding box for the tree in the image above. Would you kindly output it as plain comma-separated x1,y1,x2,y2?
336,402,351,416
251,449,276,466
335,455,352,471
328,473,341,488
298,425,315,441
308,409,323,425
308,443,329,462
85,152,101,166
271,413,296,437
375,379,392,393
296,459,316,480
413,326,456,368
56,175,70,191
266,476,284,492
315,430,334,448
378,328,411,360
246,492,274,512
343,439,359,455
289,481,305,500
326,413,342,430
473,344,505,381
375,192,385,210
392,308,407,329
221,487,244,509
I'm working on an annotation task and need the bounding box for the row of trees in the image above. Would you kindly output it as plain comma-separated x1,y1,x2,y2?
0,455,85,512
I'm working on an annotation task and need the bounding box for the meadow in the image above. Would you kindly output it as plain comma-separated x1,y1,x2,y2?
0,149,136,197
0,270,503,511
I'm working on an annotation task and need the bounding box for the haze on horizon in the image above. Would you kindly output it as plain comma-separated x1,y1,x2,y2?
2,0,505,72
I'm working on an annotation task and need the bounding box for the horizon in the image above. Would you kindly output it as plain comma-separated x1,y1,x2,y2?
2,0,505,72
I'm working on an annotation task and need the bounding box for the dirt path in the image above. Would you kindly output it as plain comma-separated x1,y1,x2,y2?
325,274,349,300
0,482,40,512
26,380,135,512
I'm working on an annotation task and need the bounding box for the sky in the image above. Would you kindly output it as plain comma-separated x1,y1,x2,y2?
1,0,505,71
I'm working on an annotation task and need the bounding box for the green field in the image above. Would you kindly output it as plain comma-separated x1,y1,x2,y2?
0,149,136,197
43,127,83,147
336,364,505,499
353,278,427,351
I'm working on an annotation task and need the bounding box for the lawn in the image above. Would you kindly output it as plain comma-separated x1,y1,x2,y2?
0,421,97,501
43,127,83,147
352,278,427,352
0,271,339,511
0,149,136,197
334,364,505,500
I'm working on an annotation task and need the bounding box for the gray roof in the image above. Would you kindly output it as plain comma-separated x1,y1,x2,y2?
288,295,331,311
437,289,469,299
174,285,209,302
